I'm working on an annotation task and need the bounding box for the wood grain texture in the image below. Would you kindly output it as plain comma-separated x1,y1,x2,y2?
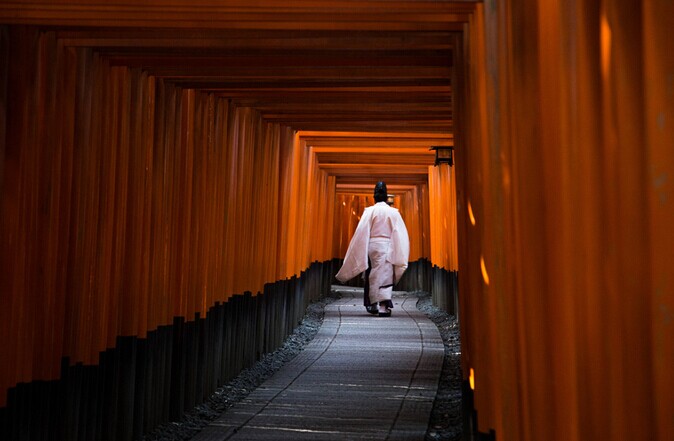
0,29,336,407
455,2,673,440
1,1,671,440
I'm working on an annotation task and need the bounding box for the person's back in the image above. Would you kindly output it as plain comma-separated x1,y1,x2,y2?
335,181,410,317
369,202,397,238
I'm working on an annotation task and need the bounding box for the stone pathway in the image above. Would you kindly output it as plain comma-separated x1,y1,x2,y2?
192,288,443,440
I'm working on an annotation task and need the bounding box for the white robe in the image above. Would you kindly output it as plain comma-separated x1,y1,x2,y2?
335,202,410,303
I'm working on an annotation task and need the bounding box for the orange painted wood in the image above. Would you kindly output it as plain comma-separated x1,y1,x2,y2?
0,29,339,406
455,2,673,440
0,15,459,134
2,3,670,441
0,1,475,31
428,164,458,272
644,2,674,439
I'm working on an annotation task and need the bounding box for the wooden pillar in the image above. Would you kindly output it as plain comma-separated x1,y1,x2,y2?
458,1,673,439
644,1,674,439
428,164,459,311
0,26,7,197
0,27,343,423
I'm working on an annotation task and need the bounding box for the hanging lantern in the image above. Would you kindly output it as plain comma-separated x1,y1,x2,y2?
430,146,454,166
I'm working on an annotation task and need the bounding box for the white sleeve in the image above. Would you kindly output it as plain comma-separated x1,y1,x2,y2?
335,209,371,283
388,213,410,283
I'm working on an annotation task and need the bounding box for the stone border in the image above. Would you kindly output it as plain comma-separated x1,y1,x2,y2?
143,291,462,441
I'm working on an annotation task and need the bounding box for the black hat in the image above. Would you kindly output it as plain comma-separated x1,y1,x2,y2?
374,181,387,202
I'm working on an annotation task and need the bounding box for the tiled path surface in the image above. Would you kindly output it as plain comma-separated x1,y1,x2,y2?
192,288,443,441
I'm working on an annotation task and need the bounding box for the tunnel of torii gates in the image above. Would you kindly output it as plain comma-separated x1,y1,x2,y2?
0,1,672,441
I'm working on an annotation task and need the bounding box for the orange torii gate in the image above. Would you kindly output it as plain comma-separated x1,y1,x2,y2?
0,1,672,440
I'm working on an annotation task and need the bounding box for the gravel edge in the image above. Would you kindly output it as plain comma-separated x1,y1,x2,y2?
416,292,463,441
143,296,336,441
143,292,462,441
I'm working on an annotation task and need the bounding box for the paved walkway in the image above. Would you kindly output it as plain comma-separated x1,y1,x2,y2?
193,288,444,441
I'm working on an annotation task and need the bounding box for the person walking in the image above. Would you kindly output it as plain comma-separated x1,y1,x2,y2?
335,181,410,317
